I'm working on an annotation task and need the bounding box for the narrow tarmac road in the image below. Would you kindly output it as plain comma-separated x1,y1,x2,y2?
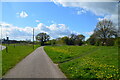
4,46,66,78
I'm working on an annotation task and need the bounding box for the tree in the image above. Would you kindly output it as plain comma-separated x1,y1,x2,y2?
76,34,85,41
36,33,50,46
50,39,56,46
94,19,117,46
75,34,85,45
87,34,96,45
52,34,85,46
69,34,77,45
61,36,69,45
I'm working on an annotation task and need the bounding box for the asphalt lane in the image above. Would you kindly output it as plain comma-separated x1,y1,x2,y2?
4,46,66,78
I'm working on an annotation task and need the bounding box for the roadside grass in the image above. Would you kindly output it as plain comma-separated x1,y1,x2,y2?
2,44,40,75
44,46,97,63
44,46,119,79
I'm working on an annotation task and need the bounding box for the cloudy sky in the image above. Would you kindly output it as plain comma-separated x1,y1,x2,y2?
0,0,118,41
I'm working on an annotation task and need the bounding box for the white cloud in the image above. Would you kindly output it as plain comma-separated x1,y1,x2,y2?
52,1,118,25
77,9,86,15
17,11,28,18
0,22,32,40
0,22,78,40
35,23,72,39
51,20,56,24
97,18,104,21
85,31,93,35
97,14,118,25
35,20,40,22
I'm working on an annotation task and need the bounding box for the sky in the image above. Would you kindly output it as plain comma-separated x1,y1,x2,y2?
0,1,118,41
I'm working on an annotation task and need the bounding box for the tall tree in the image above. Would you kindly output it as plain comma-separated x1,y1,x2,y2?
94,19,117,45
87,34,96,45
75,34,85,45
76,34,85,41
69,34,77,45
36,33,50,46
61,36,69,45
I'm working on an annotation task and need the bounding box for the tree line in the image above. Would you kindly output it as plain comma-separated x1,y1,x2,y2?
36,33,85,46
36,19,119,46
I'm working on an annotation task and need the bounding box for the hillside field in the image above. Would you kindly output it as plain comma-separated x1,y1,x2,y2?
44,46,119,79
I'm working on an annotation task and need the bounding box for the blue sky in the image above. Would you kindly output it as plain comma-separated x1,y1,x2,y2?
1,1,118,40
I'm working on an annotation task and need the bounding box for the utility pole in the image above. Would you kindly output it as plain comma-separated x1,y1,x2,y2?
6,36,9,53
33,28,34,49
5,26,8,53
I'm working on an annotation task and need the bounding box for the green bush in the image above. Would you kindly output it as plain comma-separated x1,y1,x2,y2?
114,37,120,46
106,38,115,46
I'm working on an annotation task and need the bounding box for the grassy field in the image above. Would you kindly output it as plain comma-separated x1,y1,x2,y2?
44,46,98,63
44,46,119,79
2,44,40,75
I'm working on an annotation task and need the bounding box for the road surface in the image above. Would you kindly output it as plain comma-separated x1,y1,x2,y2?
3,46,66,78
0,45,6,51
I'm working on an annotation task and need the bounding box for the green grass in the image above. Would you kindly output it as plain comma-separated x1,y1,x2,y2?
2,44,40,75
44,46,119,79
44,46,97,63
